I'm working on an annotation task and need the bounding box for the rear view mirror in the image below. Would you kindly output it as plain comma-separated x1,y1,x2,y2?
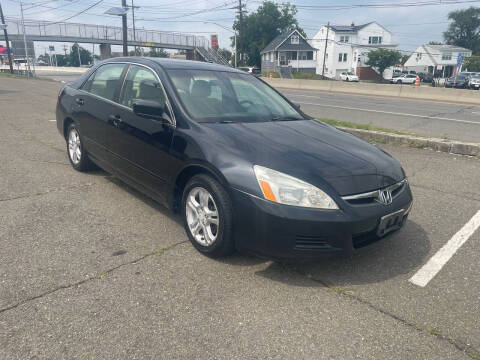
132,99,166,121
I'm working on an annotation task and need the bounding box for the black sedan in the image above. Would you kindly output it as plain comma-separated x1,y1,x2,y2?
56,57,413,261
445,73,470,88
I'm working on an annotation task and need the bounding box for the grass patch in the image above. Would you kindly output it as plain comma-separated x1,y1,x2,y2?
317,118,419,137
427,327,442,336
468,352,480,360
0,71,26,79
292,72,323,80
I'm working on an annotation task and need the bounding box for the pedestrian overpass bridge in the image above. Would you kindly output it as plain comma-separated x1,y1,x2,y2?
0,18,229,65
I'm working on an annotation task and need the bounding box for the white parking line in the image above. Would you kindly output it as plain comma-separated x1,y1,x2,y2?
48,120,56,122
409,210,480,287
293,100,480,125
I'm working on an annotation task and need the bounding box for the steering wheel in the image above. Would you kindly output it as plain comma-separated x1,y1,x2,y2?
240,100,255,107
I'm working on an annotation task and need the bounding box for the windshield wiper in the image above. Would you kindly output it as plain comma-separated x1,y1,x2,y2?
270,116,302,121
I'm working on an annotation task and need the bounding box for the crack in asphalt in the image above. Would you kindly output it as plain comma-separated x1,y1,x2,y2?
0,241,187,315
291,266,480,359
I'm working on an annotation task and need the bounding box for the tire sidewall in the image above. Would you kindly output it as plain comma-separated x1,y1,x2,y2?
181,175,233,257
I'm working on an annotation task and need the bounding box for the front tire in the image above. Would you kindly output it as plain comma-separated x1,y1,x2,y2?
66,123,94,172
182,174,235,257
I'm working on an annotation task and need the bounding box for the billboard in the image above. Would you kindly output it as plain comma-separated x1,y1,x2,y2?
211,34,218,49
11,40,35,59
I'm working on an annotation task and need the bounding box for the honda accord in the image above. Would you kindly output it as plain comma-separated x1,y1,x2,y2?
56,58,413,261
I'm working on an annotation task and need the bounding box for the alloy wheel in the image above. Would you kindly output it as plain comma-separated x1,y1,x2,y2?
68,128,82,165
185,187,219,246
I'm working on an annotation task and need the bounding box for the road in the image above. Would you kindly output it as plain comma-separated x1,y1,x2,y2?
36,71,82,83
279,88,480,143
1,77,479,359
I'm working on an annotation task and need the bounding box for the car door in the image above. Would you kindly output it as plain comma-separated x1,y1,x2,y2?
73,63,127,163
105,64,176,203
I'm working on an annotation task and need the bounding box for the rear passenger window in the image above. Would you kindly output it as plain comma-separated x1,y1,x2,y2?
119,65,167,109
82,64,125,101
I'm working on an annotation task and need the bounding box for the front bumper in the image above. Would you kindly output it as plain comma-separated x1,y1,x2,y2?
231,183,413,262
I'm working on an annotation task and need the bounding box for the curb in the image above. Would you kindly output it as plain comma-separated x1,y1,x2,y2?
338,127,480,158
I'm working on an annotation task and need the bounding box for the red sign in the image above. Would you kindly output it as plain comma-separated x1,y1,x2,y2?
0,46,8,54
211,34,218,49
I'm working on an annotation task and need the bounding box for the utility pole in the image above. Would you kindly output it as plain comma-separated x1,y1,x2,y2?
238,0,243,64
321,22,329,78
20,1,31,78
76,44,81,67
131,0,138,55
0,2,14,73
121,0,128,56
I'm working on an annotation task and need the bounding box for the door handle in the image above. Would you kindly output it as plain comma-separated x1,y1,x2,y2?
75,98,84,105
109,114,123,127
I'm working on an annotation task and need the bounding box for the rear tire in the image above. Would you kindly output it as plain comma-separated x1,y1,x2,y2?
66,123,94,172
181,174,235,258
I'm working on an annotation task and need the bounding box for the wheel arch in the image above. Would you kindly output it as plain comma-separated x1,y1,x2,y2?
171,162,230,213
63,117,75,139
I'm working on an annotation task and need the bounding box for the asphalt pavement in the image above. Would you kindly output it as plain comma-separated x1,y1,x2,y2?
280,88,480,143
1,77,479,359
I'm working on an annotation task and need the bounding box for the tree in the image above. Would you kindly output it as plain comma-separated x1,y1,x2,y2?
464,55,480,71
365,49,402,79
148,47,169,58
400,54,410,65
443,7,480,54
70,44,93,67
232,1,305,67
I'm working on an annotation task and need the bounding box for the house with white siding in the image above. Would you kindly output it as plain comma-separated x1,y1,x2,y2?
404,44,472,78
311,22,397,80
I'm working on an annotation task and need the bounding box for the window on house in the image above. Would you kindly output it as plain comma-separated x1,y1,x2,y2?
442,53,452,61
338,53,343,62
307,51,313,60
340,36,349,43
368,36,382,44
343,53,347,62
291,35,299,44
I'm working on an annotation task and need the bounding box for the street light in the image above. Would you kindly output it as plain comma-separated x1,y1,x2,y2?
203,21,237,68
104,5,129,56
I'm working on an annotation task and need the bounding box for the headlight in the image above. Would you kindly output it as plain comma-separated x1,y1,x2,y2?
253,165,339,209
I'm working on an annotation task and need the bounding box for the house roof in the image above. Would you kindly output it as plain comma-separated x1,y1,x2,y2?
326,21,391,34
424,44,472,53
260,29,315,53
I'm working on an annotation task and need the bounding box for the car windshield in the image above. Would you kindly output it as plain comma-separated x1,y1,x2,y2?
252,68,261,74
472,75,480,79
346,72,355,75
166,69,304,123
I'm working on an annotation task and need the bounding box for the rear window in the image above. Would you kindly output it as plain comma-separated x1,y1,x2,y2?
252,68,261,74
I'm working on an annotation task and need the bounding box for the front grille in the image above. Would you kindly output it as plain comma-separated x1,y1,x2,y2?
342,179,407,206
294,235,332,251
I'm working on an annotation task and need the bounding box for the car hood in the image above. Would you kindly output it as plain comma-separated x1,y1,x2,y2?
201,120,405,196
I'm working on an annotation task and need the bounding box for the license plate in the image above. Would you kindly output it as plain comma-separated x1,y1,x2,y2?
377,209,405,237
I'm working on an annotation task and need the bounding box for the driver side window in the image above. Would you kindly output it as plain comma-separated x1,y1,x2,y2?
119,65,167,111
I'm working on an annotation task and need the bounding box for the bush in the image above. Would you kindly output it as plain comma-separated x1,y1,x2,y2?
292,72,322,80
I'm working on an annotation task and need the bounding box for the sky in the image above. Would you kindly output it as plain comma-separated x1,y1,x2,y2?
1,0,479,58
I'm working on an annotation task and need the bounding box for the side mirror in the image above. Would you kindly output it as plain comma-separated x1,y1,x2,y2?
132,99,167,121
293,103,301,110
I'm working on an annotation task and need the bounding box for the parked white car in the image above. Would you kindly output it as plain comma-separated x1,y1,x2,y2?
339,72,359,82
391,74,418,84
469,74,480,90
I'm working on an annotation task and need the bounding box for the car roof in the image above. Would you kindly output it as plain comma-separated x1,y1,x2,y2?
101,56,240,73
